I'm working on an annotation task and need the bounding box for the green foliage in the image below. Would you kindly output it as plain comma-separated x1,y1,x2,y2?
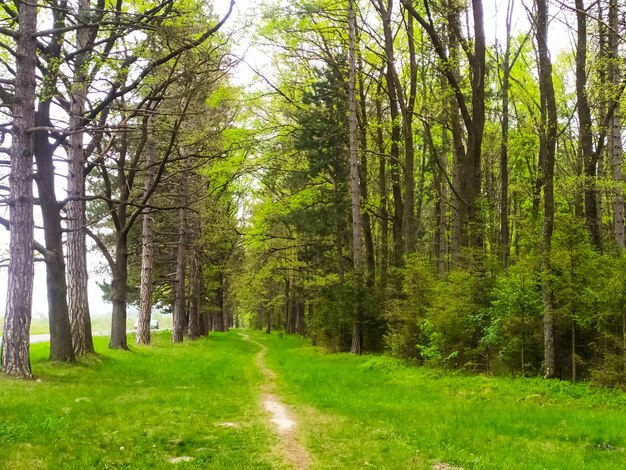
384,255,435,359
485,256,543,374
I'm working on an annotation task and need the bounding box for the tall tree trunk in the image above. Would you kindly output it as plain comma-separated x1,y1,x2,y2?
375,92,389,289
33,2,75,363
388,71,404,270
576,0,602,250
222,272,231,332
378,1,404,269
67,0,95,355
172,161,189,343
285,276,292,333
109,235,129,350
499,0,515,266
136,137,157,345
608,0,625,249
465,0,486,252
348,0,364,355
34,112,75,362
213,271,226,332
435,127,449,276
1,0,37,378
358,55,376,285
402,9,418,255
403,0,485,260
536,0,558,378
187,250,202,340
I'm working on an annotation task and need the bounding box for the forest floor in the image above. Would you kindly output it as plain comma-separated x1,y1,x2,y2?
1,330,626,469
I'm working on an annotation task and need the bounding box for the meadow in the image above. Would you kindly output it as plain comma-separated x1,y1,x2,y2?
0,332,281,469
1,330,626,469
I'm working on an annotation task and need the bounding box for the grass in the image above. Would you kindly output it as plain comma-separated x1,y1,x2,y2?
254,331,626,470
0,331,284,469
3,330,626,469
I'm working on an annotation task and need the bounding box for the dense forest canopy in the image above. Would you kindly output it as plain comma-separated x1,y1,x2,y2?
0,0,626,386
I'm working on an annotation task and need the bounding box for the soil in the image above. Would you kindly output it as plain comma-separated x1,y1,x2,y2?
239,333,311,470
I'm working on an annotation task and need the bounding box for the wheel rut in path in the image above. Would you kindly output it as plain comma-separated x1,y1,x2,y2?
239,332,311,470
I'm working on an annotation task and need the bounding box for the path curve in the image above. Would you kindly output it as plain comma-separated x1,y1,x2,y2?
239,332,310,470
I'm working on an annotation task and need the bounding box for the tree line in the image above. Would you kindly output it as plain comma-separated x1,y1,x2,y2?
3,0,626,387
239,0,626,384
0,0,245,378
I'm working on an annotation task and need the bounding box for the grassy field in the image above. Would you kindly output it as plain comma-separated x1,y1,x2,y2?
2,330,626,469
255,331,626,470
0,331,283,469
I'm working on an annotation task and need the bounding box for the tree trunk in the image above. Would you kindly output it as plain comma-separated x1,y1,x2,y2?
358,55,376,285
172,168,189,343
380,2,404,270
33,4,75,363
608,0,625,249
35,110,75,363
213,271,226,332
463,0,486,253
401,5,418,254
375,92,389,289
1,0,37,378
109,235,129,350
285,276,292,333
499,0,514,266
66,0,94,356
187,251,202,340
348,0,364,355
402,0,485,261
536,0,558,378
575,0,602,250
136,136,157,345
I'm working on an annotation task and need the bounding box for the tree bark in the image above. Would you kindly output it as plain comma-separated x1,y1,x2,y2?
575,0,602,250
1,0,37,378
172,159,190,343
109,236,129,350
213,271,226,332
375,91,389,289
379,2,404,269
34,110,75,362
33,2,75,363
358,54,376,285
348,0,364,355
136,135,157,345
402,0,485,259
67,0,95,355
536,0,558,378
187,250,202,340
499,0,515,266
608,0,625,249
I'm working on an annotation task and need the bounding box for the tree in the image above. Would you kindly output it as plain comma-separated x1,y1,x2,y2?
535,0,558,378
1,0,37,378
347,0,364,354
402,0,486,262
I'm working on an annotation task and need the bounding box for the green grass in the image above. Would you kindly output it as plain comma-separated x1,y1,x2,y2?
0,331,284,469
255,331,626,470
3,330,626,469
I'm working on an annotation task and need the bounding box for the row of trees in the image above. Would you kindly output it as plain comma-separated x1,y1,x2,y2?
239,0,626,383
0,0,243,378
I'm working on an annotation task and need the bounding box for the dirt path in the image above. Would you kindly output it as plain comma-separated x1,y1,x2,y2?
239,332,311,470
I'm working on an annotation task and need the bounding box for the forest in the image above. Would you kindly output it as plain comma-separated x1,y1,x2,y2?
0,0,626,389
